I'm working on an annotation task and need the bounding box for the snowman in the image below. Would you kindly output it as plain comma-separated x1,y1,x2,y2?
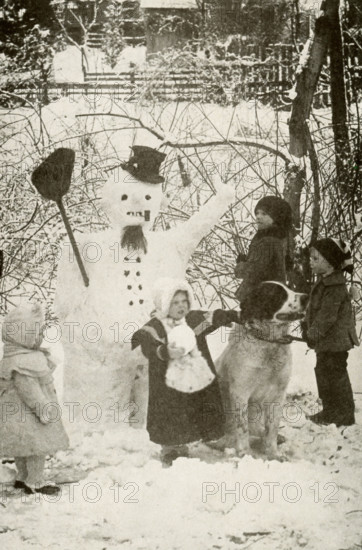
54,144,234,431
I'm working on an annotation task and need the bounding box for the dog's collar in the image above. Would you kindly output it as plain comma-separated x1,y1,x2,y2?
244,321,293,345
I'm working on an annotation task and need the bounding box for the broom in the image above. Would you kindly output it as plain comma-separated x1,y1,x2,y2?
31,148,89,287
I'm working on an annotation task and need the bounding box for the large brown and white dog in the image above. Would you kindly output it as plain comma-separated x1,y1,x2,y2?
217,282,308,460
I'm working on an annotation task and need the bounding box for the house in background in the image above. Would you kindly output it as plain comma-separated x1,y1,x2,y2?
52,0,200,54
52,0,146,49
140,0,199,55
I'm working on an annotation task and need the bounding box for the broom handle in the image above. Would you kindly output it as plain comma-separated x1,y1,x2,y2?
57,199,89,287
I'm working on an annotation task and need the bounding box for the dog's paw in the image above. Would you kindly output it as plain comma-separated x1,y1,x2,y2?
236,451,253,460
203,440,228,452
265,451,289,462
235,445,253,458
204,434,236,451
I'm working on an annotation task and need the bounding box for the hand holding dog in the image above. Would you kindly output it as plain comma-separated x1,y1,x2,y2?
226,310,241,325
300,320,316,348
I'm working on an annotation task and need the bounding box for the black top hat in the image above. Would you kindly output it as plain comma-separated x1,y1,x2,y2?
121,146,166,184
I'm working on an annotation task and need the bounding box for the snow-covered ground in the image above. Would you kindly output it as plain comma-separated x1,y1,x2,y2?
1,336,361,550
52,47,84,83
52,45,147,83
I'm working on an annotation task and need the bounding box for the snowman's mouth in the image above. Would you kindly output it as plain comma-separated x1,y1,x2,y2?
126,210,151,221
127,211,143,217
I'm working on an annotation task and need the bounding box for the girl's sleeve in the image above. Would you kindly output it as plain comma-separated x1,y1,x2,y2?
240,240,269,282
132,329,169,362
235,260,247,278
39,341,64,372
189,310,239,337
13,372,50,423
234,252,247,278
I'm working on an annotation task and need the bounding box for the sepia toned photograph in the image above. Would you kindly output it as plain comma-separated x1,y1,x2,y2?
0,1,361,548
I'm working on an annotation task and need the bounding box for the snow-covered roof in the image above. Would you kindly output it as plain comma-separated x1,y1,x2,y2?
140,0,198,9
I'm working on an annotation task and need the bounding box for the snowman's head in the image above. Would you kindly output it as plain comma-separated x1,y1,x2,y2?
101,146,166,230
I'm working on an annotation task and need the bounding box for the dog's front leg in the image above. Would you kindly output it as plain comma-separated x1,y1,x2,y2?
208,399,249,453
233,400,251,457
263,403,285,461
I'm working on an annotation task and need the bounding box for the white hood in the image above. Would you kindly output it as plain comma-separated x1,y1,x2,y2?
152,277,194,318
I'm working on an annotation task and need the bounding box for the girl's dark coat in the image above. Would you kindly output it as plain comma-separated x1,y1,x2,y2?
132,310,234,446
235,227,287,305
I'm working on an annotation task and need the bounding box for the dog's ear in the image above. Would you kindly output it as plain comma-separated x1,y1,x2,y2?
242,283,288,321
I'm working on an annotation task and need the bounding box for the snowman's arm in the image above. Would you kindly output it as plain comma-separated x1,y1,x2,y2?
175,185,234,259
39,340,64,373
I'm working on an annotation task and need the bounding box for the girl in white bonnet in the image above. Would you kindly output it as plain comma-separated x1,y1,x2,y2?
154,281,216,395
132,277,239,466
0,302,69,495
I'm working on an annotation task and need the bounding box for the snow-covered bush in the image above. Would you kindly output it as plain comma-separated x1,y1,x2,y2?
0,97,361,317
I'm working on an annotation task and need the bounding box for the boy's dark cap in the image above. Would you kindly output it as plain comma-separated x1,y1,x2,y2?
310,238,351,271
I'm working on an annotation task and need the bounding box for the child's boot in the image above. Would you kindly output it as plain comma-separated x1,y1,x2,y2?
161,445,189,467
23,482,61,495
307,411,329,425
14,457,28,489
21,455,60,495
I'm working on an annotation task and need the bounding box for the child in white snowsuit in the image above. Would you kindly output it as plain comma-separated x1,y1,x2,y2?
132,277,239,466
0,303,69,494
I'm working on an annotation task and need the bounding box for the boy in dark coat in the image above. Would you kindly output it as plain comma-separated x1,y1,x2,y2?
235,196,293,307
131,277,239,466
302,238,359,426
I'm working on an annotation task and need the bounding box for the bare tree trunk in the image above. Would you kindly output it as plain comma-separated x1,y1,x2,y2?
326,0,350,180
283,164,306,232
292,0,301,43
283,163,307,290
289,8,331,157
305,124,321,244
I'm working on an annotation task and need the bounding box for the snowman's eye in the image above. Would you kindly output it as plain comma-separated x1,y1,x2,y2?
145,195,151,200
121,194,128,200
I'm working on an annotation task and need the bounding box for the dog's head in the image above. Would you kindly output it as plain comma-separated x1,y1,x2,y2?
241,282,308,323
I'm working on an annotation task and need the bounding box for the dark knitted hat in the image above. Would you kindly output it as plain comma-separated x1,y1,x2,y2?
254,196,293,233
121,146,166,184
310,238,353,273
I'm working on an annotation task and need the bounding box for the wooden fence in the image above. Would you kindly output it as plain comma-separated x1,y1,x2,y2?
10,43,362,106
16,76,297,105
15,68,329,106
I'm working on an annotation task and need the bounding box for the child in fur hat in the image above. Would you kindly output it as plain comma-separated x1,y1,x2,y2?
132,277,239,466
302,238,359,426
0,303,69,494
235,195,293,308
